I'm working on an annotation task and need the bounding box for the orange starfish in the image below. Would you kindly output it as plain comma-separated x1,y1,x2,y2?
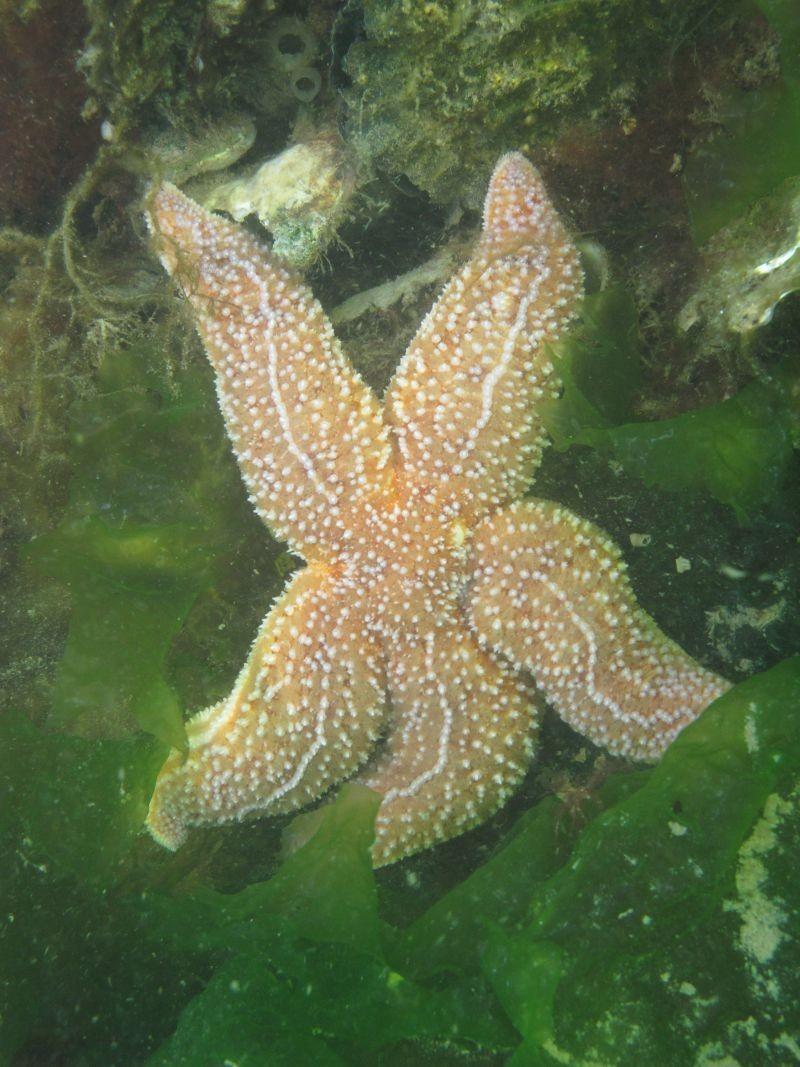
144,153,729,865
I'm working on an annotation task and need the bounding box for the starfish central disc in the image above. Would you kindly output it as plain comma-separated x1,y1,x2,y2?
144,153,729,866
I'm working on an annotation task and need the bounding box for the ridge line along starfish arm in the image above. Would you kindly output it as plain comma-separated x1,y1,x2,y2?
146,564,389,849
385,152,582,524
465,499,731,762
145,182,395,563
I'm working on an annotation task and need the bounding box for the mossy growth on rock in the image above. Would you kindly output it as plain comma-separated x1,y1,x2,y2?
343,0,732,203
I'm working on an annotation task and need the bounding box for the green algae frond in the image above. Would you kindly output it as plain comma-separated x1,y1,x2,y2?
3,659,799,1062
543,289,798,522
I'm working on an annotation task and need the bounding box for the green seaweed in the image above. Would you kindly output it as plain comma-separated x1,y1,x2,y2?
28,517,206,747
24,341,277,747
395,771,650,983
484,656,800,1064
684,0,800,243
0,714,162,884
2,658,798,1064
0,718,184,1063
4,249,797,1067
543,289,798,520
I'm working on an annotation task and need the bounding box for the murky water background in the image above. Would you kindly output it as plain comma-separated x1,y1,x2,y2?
1,1,798,1062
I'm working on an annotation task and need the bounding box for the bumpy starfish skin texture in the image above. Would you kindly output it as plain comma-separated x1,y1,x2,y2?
466,500,729,761
145,153,729,865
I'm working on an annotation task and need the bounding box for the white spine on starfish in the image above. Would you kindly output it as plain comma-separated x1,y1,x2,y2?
465,499,730,761
382,631,454,802
238,255,338,507
362,611,535,867
198,579,332,809
465,282,541,462
528,568,629,723
385,154,581,523
146,565,389,850
145,182,393,560
266,339,335,505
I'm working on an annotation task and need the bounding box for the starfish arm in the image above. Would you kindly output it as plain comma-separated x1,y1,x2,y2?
385,153,582,523
464,500,730,762
146,564,388,850
146,183,393,560
360,613,536,866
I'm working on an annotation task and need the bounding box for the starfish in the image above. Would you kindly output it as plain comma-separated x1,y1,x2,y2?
144,153,729,866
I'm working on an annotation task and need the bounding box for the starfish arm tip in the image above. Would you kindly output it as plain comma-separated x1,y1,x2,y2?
145,181,201,278
465,499,728,762
145,775,188,852
483,151,547,239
